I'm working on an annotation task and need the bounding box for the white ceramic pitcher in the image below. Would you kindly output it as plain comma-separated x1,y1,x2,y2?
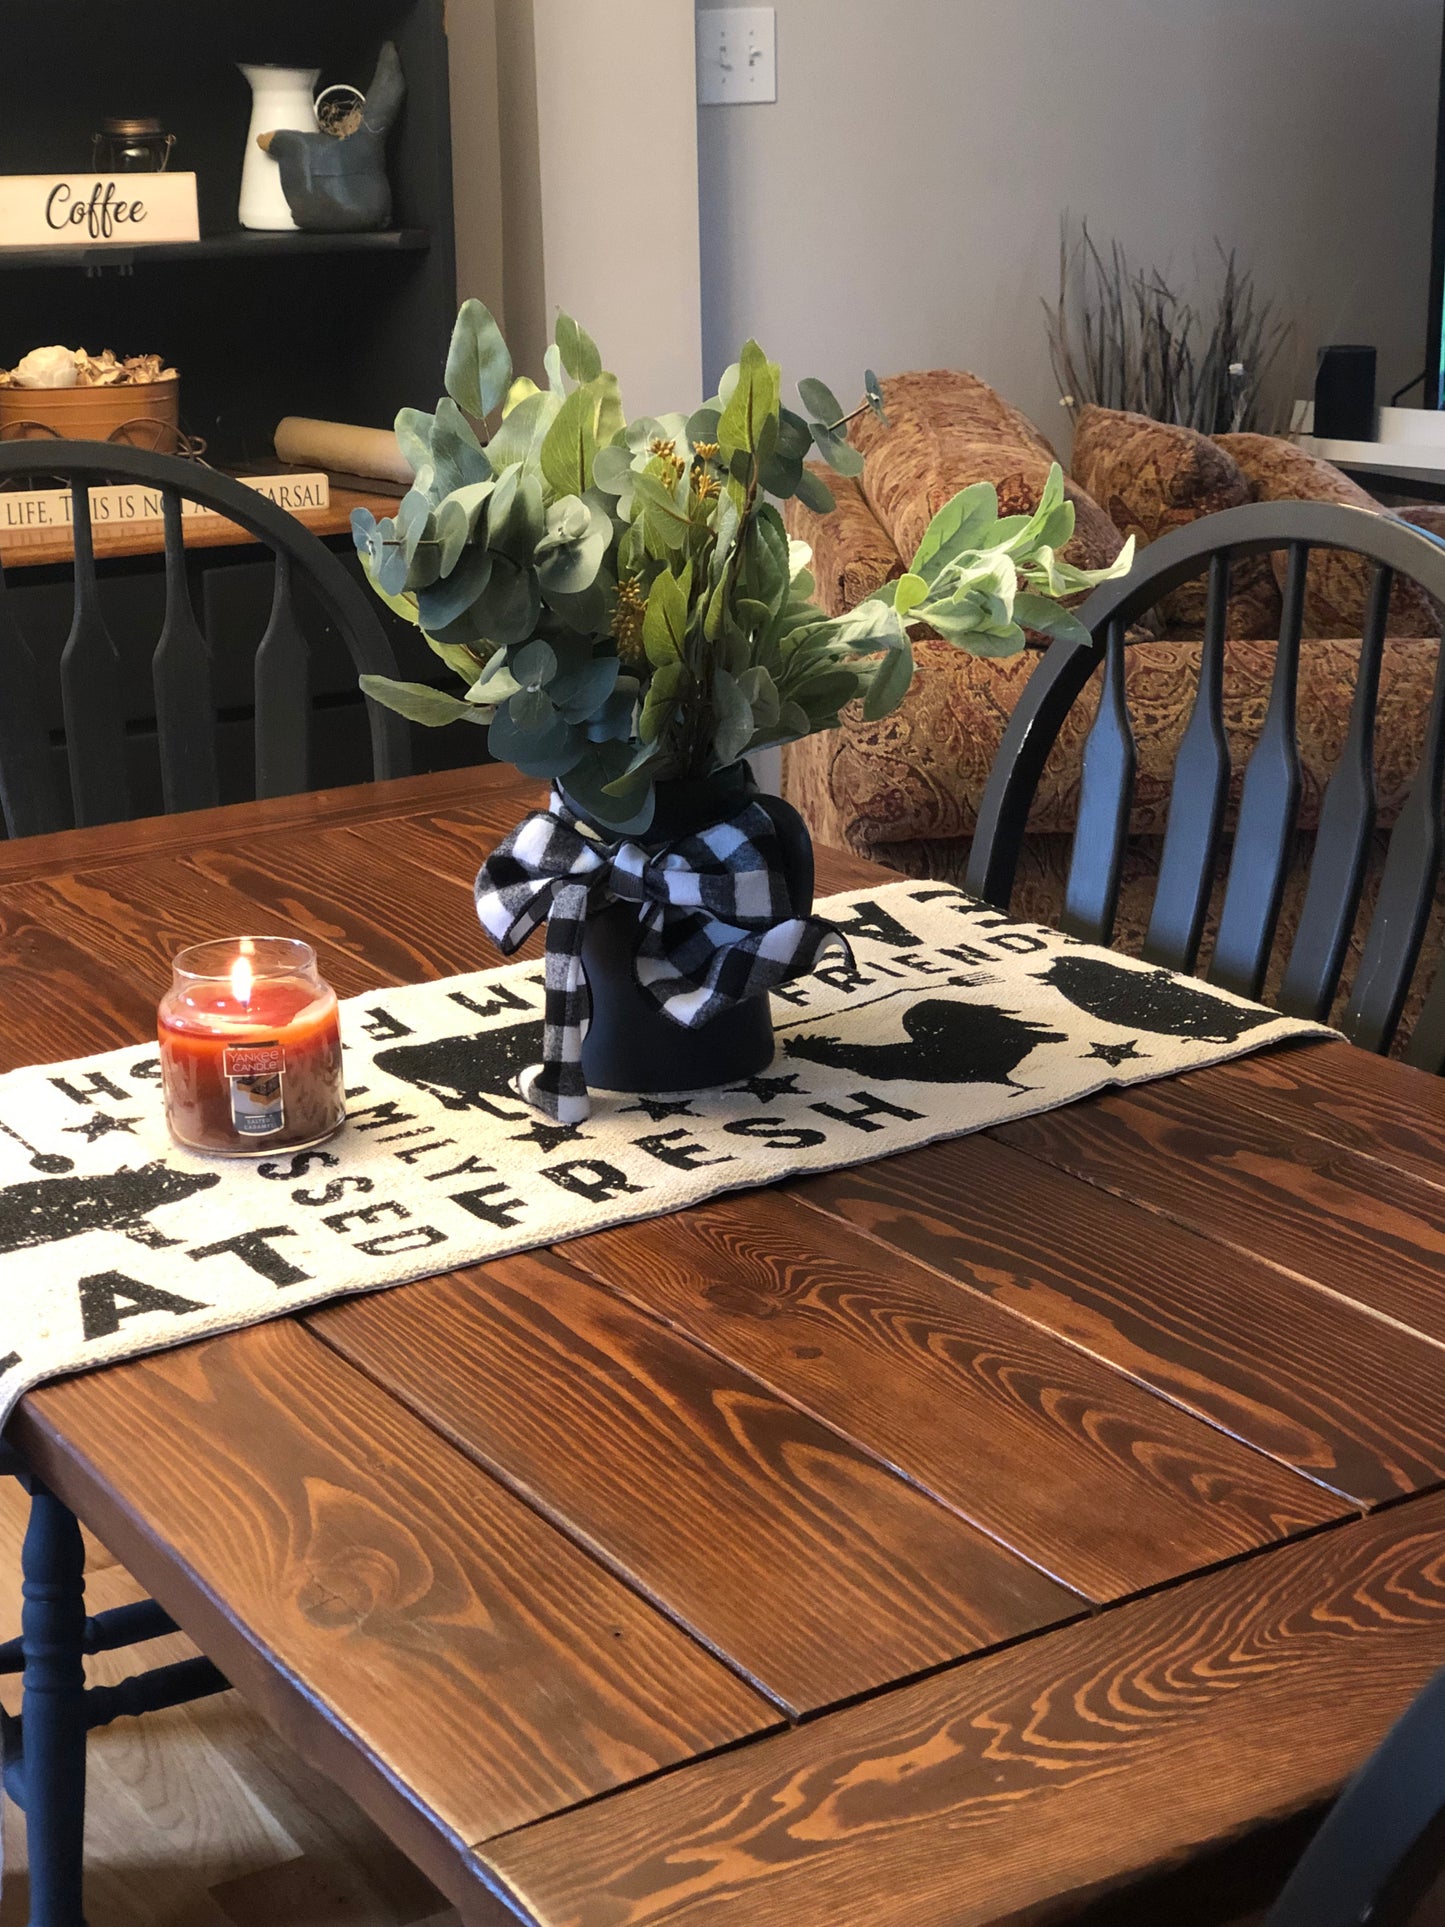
238,65,321,231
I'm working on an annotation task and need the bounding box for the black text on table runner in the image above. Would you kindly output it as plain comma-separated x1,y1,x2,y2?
0,881,1329,1424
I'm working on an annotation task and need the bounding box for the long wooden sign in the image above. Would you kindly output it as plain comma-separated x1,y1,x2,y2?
0,473,331,537
0,174,201,249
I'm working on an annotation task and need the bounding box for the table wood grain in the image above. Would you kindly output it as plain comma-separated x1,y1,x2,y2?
1,764,1442,1927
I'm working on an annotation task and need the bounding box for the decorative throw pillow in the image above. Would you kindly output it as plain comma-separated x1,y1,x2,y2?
1069,405,1281,640
849,372,1123,575
1215,434,1438,638
783,467,901,618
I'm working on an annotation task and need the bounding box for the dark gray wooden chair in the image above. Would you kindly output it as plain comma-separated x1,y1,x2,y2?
1265,1664,1445,1925
966,501,1445,1072
0,440,410,838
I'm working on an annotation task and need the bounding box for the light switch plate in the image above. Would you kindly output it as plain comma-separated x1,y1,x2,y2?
697,7,776,104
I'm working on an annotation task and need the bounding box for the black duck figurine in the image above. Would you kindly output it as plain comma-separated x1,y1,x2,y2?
262,42,404,233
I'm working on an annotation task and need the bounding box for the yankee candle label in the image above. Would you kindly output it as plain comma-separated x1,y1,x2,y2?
223,1042,286,1137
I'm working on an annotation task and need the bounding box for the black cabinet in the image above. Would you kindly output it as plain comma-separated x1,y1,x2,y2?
1,0,457,464
0,0,486,821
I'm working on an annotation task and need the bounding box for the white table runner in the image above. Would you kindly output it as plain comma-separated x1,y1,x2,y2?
0,880,1329,1428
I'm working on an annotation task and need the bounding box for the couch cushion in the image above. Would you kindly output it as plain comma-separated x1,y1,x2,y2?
782,634,1441,854
849,371,1122,572
1215,433,1438,637
1069,405,1281,639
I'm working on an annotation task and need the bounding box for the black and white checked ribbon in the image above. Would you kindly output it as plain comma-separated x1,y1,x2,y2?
474,790,850,1121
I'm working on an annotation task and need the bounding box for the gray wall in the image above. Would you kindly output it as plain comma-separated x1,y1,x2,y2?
697,0,1443,442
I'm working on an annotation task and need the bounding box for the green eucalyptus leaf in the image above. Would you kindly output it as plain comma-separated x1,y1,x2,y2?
759,451,804,499
643,563,691,667
471,554,543,646
630,470,690,551
444,299,513,419
394,407,435,478
639,659,686,744
910,481,999,579
358,546,420,625
862,638,915,720
686,405,721,447
430,398,491,496
489,700,585,777
717,338,781,457
534,495,610,596
555,311,603,383
592,444,633,496
513,638,559,688
1010,593,1093,647
488,466,546,565
551,654,620,724
485,388,561,471
794,466,836,516
415,540,493,631
592,371,625,447
812,424,865,477
359,675,491,728
865,369,887,420
502,375,540,417
541,383,599,497
775,407,813,462
510,684,555,731
894,572,930,619
711,668,754,765
797,377,844,425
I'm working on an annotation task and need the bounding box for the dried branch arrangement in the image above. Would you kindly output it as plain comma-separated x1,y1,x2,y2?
1043,219,1294,433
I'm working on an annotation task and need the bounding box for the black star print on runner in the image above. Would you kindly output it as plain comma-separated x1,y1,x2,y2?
510,1120,588,1153
728,1072,802,1103
1083,1039,1146,1066
620,1095,700,1122
63,1112,141,1142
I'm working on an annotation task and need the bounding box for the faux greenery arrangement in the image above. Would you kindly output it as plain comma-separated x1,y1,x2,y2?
354,301,1133,833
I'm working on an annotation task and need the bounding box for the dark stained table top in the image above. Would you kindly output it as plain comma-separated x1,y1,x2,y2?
3,765,1444,1927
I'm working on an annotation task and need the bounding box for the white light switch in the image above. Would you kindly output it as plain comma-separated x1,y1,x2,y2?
697,7,776,104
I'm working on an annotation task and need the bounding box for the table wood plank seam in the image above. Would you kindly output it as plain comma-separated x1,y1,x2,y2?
997,1110,1445,1365
299,1281,1097,1724
468,1498,1390,1869
782,1176,1395,1507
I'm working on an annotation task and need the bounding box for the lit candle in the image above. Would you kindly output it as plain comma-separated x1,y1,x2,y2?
158,936,345,1155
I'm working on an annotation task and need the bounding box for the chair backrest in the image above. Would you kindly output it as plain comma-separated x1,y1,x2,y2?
966,500,1445,1070
1266,1663,1445,1927
0,440,410,837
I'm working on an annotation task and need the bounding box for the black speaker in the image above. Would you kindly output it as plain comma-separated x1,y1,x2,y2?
1314,344,1377,441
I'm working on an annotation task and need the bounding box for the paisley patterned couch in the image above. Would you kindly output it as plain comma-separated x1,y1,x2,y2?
781,374,1444,1026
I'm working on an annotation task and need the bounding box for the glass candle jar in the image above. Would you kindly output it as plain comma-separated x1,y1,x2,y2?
91,118,177,173
158,937,344,1156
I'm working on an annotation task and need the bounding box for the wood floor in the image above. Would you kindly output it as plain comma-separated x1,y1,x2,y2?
0,1476,458,1927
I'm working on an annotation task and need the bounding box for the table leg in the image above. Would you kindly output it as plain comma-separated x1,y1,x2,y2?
19,1481,88,1927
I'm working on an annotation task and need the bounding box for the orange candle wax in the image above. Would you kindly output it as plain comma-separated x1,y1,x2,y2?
159,937,345,1155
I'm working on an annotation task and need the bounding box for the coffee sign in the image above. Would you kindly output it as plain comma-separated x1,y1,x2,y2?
0,174,200,249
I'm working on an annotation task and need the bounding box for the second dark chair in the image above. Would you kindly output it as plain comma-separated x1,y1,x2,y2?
966,500,1445,1072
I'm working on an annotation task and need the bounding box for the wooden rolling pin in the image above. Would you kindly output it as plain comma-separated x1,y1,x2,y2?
274,417,414,486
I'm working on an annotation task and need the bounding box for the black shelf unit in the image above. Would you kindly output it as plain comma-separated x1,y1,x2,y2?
0,0,482,821
0,0,457,465
0,229,433,271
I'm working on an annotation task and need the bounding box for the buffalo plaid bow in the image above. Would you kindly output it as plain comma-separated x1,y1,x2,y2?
474,790,850,1122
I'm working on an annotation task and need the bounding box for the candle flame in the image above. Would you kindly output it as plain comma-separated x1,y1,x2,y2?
230,954,254,1007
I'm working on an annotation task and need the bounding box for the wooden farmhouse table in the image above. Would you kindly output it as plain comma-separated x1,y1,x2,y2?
2,764,1445,1927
